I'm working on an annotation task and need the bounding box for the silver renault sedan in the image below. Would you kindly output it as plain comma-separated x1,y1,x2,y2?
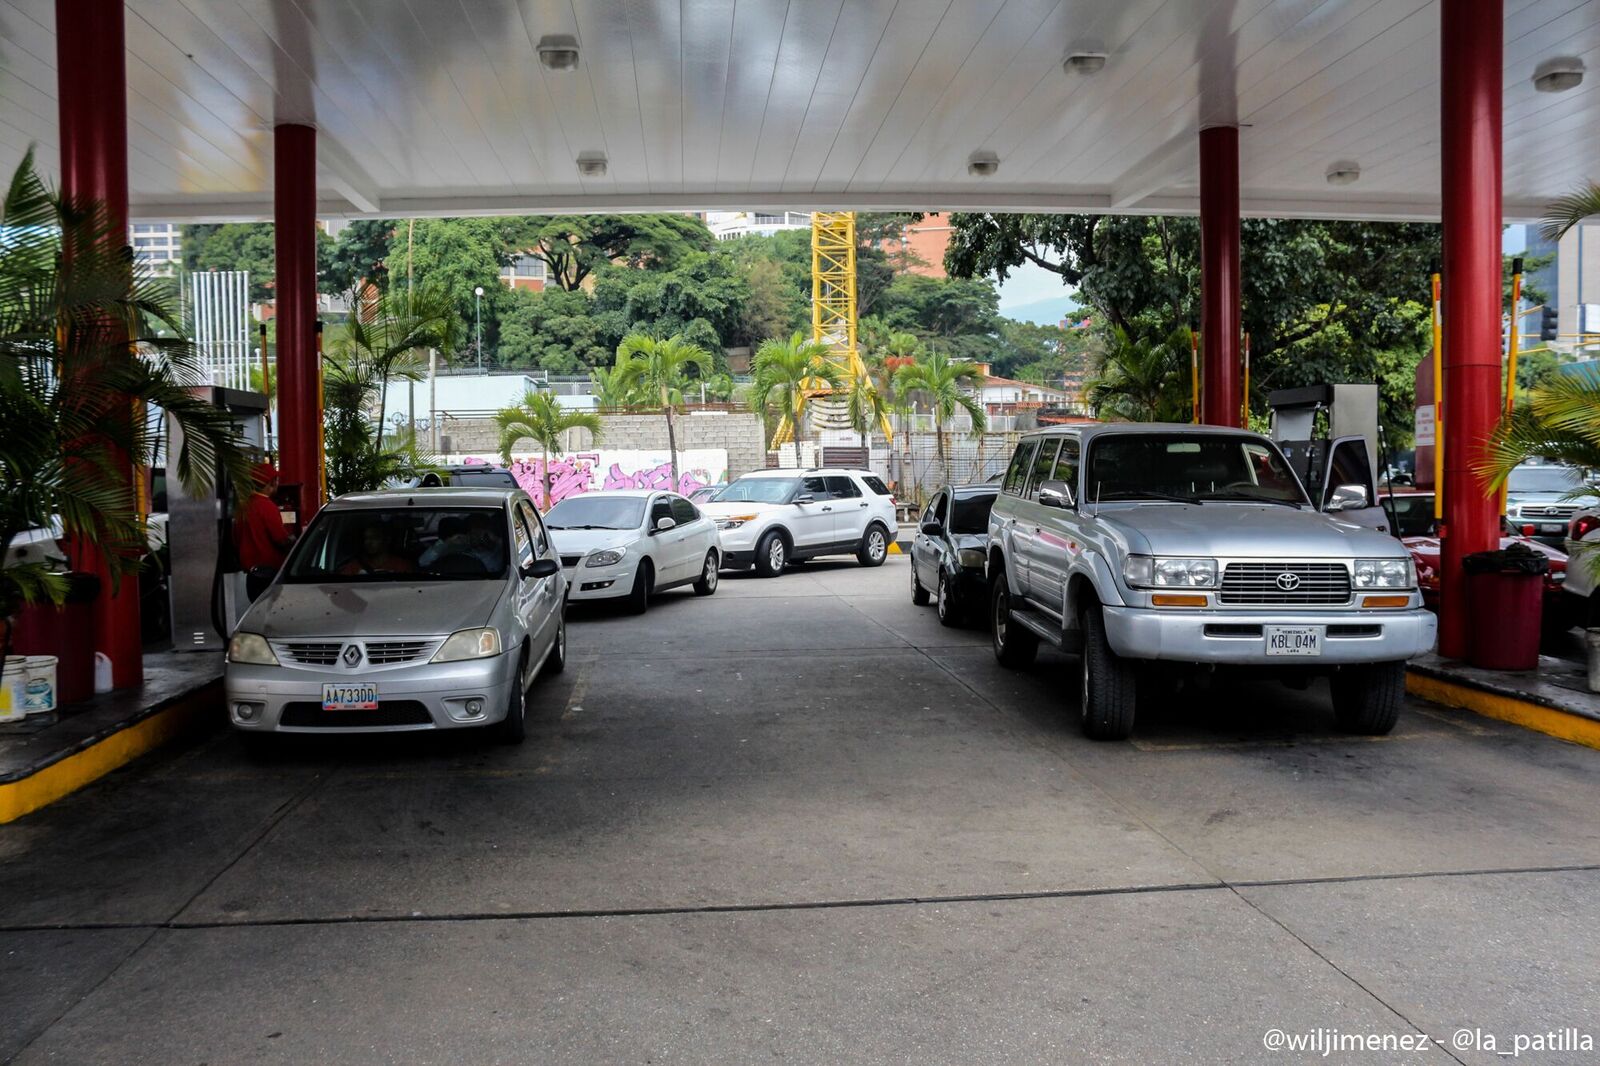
224,488,566,743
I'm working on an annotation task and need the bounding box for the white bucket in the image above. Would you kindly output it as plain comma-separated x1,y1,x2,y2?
0,657,26,722
22,655,57,715
93,652,112,694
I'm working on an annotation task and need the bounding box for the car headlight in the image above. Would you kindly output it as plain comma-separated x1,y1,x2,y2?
1353,558,1415,588
431,627,502,662
227,632,278,665
586,547,626,567
1123,555,1217,588
958,547,987,568
716,514,757,530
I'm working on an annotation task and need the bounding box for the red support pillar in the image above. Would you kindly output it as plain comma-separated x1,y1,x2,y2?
57,0,141,688
1437,0,1503,659
273,124,322,521
1199,125,1242,427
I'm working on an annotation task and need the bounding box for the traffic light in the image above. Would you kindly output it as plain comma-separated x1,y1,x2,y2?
1540,306,1559,342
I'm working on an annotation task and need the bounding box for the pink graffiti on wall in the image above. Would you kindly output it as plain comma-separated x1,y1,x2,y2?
502,454,713,508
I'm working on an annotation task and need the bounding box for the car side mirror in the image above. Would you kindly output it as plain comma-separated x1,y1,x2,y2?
1038,479,1074,509
794,493,815,505
245,565,277,602
919,518,942,536
654,516,677,532
1327,483,1370,512
522,558,560,580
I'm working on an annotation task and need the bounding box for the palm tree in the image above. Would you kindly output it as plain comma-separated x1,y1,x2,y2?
495,390,603,509
329,283,457,444
1085,327,1194,423
844,371,890,450
614,332,713,487
1541,182,1600,241
751,332,844,465
894,348,986,487
322,350,436,496
589,363,641,409
0,148,249,653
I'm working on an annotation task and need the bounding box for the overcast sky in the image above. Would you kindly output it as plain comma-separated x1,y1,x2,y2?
995,260,1074,312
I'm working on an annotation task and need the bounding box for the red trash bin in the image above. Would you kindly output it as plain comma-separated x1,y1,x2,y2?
1463,548,1547,671
9,572,100,706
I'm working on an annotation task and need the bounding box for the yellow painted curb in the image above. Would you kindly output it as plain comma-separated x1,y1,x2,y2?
0,685,217,825
1406,671,1600,751
887,542,903,555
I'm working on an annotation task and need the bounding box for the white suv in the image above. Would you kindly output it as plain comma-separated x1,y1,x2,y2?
699,468,897,576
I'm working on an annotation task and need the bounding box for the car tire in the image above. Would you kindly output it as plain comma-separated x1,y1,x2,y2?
936,570,960,628
693,550,719,596
626,561,652,614
1330,661,1404,735
991,576,1038,668
545,605,567,675
754,531,787,577
911,561,931,605
1079,607,1137,741
857,523,890,567
496,650,529,744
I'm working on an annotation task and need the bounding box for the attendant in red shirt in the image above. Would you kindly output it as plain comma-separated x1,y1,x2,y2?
235,462,292,571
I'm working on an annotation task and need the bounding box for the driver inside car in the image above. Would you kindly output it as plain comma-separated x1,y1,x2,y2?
418,512,502,571
338,523,416,576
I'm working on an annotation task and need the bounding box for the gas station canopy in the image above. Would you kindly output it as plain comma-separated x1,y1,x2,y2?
1,0,1595,222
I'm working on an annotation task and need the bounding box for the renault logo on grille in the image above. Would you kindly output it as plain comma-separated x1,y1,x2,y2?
342,644,363,667
1275,572,1302,591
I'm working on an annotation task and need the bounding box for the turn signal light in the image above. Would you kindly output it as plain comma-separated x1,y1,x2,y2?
1151,593,1207,607
1361,594,1410,608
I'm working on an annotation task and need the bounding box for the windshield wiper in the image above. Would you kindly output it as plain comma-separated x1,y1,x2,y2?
1099,490,1195,504
1196,491,1303,508
549,523,622,530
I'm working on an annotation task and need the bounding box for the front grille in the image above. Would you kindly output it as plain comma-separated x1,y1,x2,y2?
1219,563,1350,606
280,701,433,728
364,640,437,665
1327,625,1382,638
560,555,583,568
1517,504,1577,519
278,641,341,666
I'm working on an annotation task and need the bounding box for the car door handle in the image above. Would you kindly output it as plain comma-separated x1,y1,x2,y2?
821,506,833,512
859,503,868,508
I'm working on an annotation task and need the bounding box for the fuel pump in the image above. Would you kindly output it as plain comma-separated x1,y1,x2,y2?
1267,384,1387,532
166,387,270,651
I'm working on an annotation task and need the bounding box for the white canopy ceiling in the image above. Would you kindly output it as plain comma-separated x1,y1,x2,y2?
0,0,1592,222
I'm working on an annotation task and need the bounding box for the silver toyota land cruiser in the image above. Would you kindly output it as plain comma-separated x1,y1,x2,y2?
987,423,1437,740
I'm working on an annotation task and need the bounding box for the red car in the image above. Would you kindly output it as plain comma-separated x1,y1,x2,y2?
1382,490,1569,626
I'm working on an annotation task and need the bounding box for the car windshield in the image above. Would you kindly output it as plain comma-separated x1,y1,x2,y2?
1385,494,1437,537
450,470,517,487
713,477,798,504
1508,465,1583,493
283,507,508,582
1084,433,1308,506
545,496,646,530
949,492,996,534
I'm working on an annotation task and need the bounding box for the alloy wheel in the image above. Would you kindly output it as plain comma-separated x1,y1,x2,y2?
705,556,719,591
769,539,785,570
868,529,886,560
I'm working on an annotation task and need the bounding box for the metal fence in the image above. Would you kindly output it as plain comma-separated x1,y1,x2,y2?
884,432,1021,506
189,270,253,390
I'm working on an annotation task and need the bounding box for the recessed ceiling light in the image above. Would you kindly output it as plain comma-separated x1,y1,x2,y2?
1325,161,1361,186
967,151,1000,177
1063,52,1107,76
577,152,608,178
1533,57,1584,93
538,34,580,72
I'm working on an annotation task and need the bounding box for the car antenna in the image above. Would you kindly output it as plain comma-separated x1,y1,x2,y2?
1091,480,1102,516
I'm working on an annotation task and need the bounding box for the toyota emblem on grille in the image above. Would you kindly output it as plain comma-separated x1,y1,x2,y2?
1275,572,1302,591
342,644,363,667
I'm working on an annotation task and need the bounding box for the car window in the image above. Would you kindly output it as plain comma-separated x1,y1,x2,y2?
1507,465,1583,493
1084,433,1309,505
825,475,861,499
283,507,508,582
546,495,646,530
1002,442,1037,496
512,506,535,567
669,496,698,524
714,477,799,504
1025,439,1062,501
933,492,949,525
517,500,549,553
1384,494,1437,537
949,492,997,534
1051,437,1080,492
801,475,832,501
861,475,892,496
649,497,674,529
920,494,942,528
451,470,518,487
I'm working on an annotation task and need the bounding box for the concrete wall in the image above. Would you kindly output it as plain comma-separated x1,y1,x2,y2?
438,410,768,479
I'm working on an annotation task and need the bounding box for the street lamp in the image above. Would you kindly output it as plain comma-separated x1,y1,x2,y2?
474,285,485,372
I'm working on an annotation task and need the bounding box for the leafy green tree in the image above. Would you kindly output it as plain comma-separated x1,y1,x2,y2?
496,286,611,372
322,355,434,497
325,219,396,296
325,283,458,441
495,390,603,509
845,371,891,449
405,217,509,359
751,333,844,460
181,221,339,302
873,274,1003,362
615,333,714,485
894,349,987,485
1086,327,1195,423
588,364,644,408
2,150,249,643
499,214,712,291
591,251,749,369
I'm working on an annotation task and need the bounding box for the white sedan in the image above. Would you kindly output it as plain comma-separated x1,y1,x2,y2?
545,489,722,613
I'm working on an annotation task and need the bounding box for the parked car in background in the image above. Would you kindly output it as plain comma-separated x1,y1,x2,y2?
395,465,521,490
689,483,726,504
224,488,566,744
1560,507,1600,626
987,424,1435,740
1382,489,1569,630
1504,462,1589,549
910,484,997,626
545,489,720,613
700,469,897,576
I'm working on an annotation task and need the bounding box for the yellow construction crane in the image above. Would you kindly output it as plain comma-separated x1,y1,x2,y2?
772,211,893,447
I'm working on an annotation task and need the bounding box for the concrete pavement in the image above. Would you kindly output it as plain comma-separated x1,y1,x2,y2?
3,557,1598,1063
